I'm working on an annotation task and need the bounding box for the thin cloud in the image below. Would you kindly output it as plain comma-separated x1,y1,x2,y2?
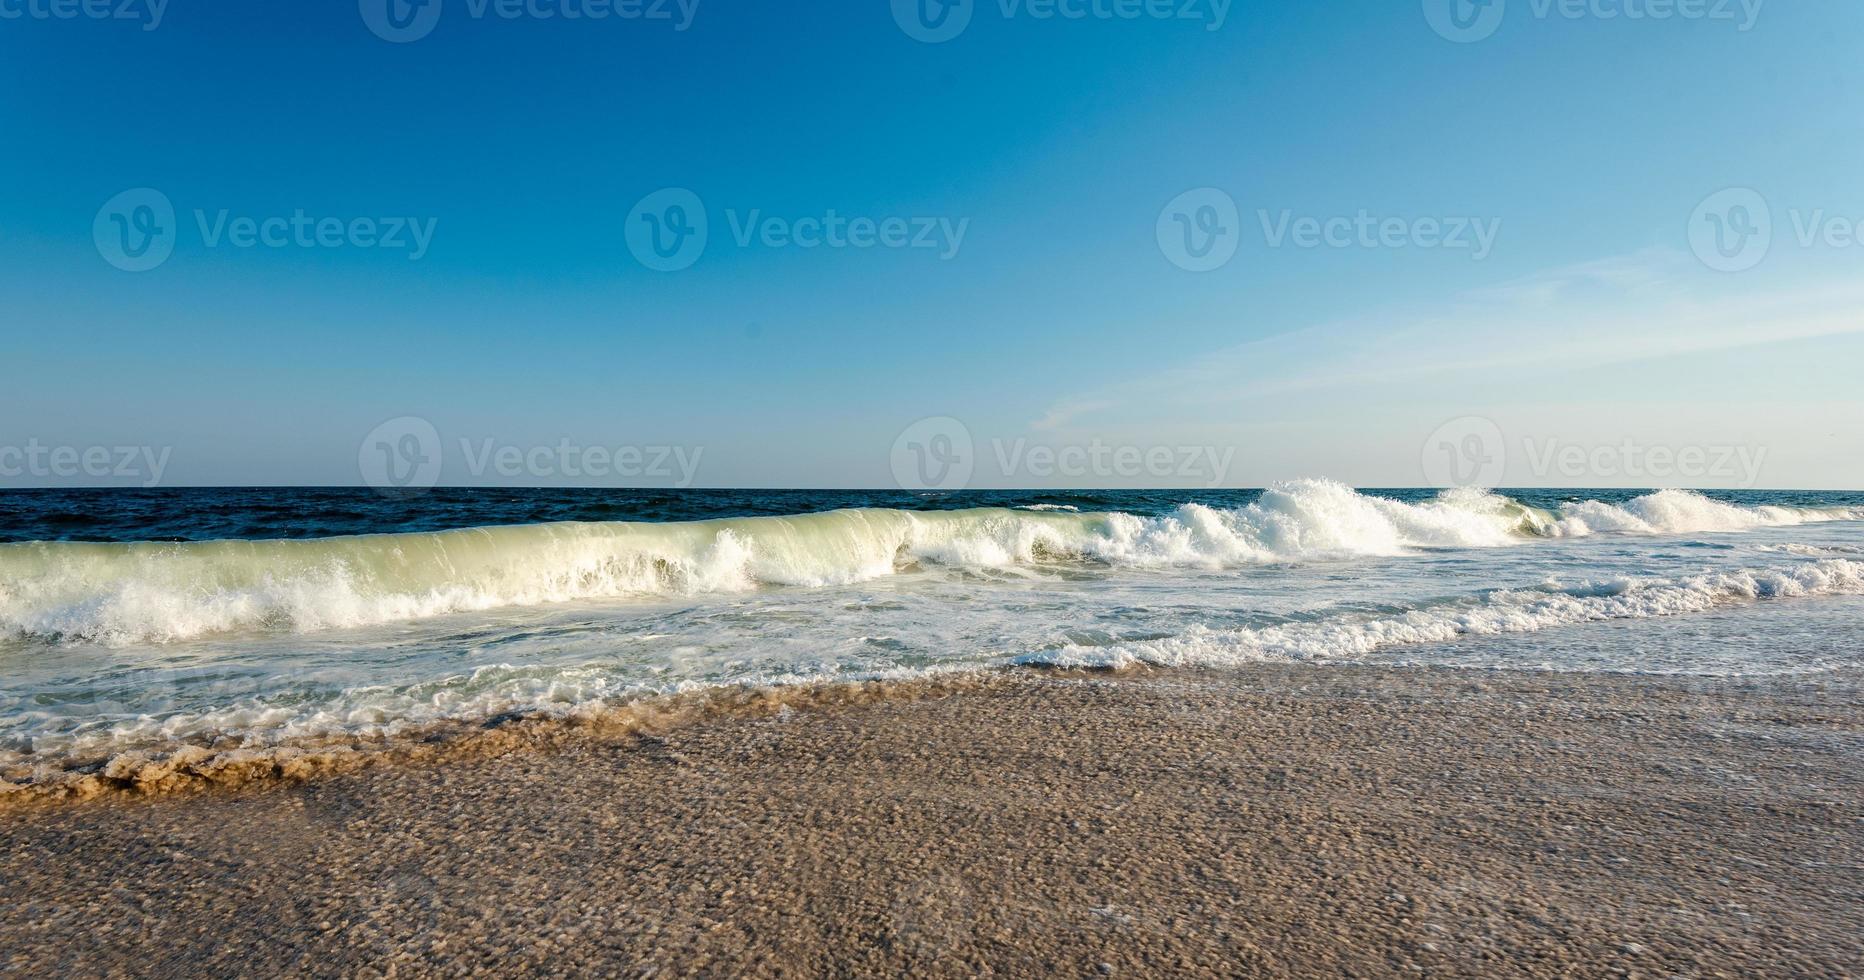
1027,253,1864,433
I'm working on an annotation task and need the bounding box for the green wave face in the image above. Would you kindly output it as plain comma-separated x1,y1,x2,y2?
2,482,1856,645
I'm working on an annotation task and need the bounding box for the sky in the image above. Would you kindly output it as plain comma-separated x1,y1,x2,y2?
2,0,1861,489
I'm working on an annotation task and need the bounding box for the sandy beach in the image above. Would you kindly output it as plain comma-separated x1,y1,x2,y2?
2,665,1859,978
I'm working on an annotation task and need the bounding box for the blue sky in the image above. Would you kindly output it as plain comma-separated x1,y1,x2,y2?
2,0,1861,488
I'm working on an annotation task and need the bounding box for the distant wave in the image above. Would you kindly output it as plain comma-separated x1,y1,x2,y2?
1,480,1857,645
1540,491,1858,537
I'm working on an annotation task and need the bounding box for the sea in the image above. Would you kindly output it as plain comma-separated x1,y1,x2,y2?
3,481,1863,784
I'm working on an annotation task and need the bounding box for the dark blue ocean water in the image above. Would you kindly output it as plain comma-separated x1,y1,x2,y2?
5,486,1863,543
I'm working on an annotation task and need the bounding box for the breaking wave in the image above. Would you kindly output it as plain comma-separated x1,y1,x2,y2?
1,480,1856,645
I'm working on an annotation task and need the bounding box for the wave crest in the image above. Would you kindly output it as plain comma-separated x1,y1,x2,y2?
1,481,1854,644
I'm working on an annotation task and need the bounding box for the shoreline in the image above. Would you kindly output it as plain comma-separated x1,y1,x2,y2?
3,665,1860,976
8,654,1857,809
0,668,1023,808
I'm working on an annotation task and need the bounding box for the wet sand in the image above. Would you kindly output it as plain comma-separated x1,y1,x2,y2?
2,666,1860,978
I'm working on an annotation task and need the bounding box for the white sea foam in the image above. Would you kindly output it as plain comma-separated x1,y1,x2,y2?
1016,558,1864,671
1543,489,1854,537
0,481,1855,645
9,554,1862,780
